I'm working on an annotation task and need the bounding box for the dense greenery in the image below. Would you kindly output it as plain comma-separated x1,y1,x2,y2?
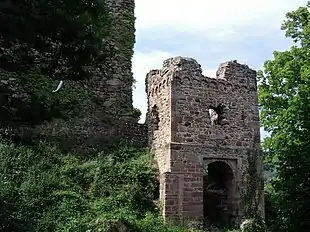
258,2,310,232
0,139,196,232
0,0,112,128
0,0,110,79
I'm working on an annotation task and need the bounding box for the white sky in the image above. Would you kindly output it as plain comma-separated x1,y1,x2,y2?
135,0,305,37
132,0,307,132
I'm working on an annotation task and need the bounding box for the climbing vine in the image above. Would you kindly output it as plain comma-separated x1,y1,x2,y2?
240,132,266,232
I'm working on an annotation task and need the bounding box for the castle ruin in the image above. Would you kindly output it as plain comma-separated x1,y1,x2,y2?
146,57,264,227
1,0,264,227
39,0,264,226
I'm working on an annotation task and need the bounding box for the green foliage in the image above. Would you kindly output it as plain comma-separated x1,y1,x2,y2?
258,2,310,231
0,138,194,232
119,3,136,86
264,185,278,232
0,0,112,128
0,70,94,127
240,147,266,232
0,0,110,79
132,107,142,121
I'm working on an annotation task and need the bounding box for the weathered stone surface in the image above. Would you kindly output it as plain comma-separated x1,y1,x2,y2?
0,0,140,153
91,0,135,114
145,56,264,227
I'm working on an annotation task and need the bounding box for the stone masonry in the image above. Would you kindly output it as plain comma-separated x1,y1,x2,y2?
0,0,139,153
146,56,264,228
99,0,135,114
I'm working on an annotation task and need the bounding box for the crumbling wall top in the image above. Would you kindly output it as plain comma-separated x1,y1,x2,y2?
145,56,203,91
162,56,202,72
145,57,258,94
216,60,257,82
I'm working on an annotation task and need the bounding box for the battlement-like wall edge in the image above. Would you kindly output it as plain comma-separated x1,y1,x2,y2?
146,56,258,97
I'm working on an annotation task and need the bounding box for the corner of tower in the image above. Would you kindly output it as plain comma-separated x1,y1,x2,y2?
215,60,257,90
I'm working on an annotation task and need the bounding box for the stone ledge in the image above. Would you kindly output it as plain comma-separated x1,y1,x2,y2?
169,142,260,152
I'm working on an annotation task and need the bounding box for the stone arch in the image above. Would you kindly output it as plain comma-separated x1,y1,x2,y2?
218,82,225,91
226,83,233,92
201,79,209,87
241,85,248,93
232,85,240,93
203,161,235,228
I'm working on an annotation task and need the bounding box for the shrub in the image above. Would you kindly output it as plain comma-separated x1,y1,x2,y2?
0,138,194,231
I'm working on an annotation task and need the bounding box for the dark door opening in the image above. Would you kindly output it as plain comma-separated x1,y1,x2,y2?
203,161,234,228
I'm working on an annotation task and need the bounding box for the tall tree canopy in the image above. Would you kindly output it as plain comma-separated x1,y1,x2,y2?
0,0,112,128
258,2,310,232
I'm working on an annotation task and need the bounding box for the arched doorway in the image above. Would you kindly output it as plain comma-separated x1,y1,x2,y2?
203,161,234,228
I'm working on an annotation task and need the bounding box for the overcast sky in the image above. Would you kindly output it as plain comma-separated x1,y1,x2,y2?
131,0,307,139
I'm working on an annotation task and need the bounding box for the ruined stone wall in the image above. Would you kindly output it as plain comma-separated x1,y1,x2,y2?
146,56,264,227
97,0,135,114
170,58,262,225
35,118,147,154
171,59,259,147
146,65,174,204
146,67,173,173
0,0,146,154
24,0,140,153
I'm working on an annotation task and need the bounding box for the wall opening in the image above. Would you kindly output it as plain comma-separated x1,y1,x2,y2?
208,104,228,125
151,105,159,130
203,161,234,228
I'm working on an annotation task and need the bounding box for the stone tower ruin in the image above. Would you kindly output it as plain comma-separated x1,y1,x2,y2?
146,57,264,228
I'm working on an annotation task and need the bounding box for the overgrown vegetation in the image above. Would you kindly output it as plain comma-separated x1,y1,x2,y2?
0,0,112,129
0,138,196,232
240,146,266,232
0,0,110,80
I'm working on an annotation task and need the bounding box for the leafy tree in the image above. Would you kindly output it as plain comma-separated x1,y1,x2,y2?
0,0,112,128
258,2,310,231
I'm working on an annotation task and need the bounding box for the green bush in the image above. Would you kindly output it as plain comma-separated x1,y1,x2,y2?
0,138,193,232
